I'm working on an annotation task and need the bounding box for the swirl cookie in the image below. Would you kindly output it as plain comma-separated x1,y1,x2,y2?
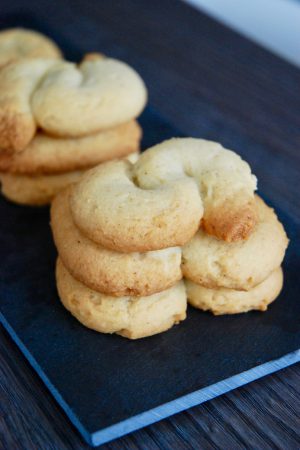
56,258,187,339
0,57,147,151
186,267,283,315
182,196,288,290
51,188,182,296
70,138,257,252
70,158,202,252
0,28,62,68
133,138,257,242
0,120,141,174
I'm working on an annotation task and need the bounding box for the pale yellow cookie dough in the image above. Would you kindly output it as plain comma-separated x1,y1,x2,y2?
0,28,62,67
0,57,147,151
133,138,257,242
186,267,283,315
182,196,288,290
0,170,83,205
0,121,141,174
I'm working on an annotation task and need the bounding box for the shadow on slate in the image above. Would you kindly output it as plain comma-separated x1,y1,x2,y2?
0,12,300,448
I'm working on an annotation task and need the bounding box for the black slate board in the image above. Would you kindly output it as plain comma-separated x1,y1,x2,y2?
0,12,300,448
1,106,300,446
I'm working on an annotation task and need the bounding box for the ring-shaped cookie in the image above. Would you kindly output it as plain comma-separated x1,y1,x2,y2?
0,57,147,151
70,138,257,251
56,258,187,339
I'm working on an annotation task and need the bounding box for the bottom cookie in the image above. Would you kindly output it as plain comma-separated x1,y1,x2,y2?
56,258,187,339
186,267,283,315
0,170,84,206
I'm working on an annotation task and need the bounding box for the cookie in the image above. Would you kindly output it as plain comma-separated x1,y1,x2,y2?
70,158,203,252
0,57,147,151
70,138,257,252
0,120,141,174
56,258,187,339
0,170,84,205
133,138,257,242
186,267,283,315
0,59,56,152
0,28,62,67
182,196,288,290
51,188,182,296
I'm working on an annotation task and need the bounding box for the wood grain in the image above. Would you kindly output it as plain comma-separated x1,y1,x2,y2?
1,0,300,448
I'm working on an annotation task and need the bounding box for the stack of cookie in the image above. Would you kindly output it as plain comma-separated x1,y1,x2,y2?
0,32,147,205
182,195,288,314
130,138,287,315
50,137,282,339
51,138,288,338
51,184,187,339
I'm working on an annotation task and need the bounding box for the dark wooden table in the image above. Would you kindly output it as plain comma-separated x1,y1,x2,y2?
1,0,300,448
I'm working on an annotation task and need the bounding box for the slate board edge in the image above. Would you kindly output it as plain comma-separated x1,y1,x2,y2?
1,312,299,447
0,314,92,445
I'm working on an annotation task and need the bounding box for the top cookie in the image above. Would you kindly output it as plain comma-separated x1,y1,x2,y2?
70,138,257,252
133,138,257,242
0,57,147,152
0,28,62,68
